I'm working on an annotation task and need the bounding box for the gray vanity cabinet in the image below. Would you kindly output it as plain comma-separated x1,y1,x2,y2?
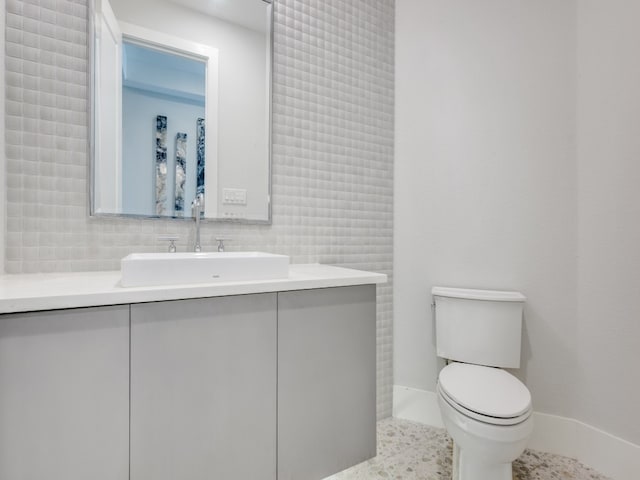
129,293,277,480
0,282,378,480
0,306,130,480
277,285,377,480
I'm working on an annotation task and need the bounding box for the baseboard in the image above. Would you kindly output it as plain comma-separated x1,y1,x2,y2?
528,411,640,480
392,385,640,480
393,384,444,428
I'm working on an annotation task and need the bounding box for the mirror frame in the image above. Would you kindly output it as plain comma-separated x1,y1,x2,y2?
88,0,274,224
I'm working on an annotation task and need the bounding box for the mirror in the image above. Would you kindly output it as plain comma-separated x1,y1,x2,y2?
91,0,272,223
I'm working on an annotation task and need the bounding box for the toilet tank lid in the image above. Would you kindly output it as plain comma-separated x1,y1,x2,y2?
432,286,526,302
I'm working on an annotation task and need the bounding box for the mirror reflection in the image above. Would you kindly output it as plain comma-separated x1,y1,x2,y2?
92,0,272,222
122,42,206,216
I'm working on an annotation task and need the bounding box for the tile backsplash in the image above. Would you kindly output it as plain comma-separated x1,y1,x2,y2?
4,0,394,417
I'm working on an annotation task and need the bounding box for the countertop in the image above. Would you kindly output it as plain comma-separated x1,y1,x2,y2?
0,264,387,314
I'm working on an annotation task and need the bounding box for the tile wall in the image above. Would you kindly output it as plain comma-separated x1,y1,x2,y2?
4,0,395,417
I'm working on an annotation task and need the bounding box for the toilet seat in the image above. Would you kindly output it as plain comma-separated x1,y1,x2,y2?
438,383,532,426
438,363,532,426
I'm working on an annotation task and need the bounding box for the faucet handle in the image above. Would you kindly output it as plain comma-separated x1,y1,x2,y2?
215,237,231,252
158,235,179,253
191,193,204,209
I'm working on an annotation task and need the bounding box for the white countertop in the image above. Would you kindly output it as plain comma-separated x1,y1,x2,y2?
0,264,387,314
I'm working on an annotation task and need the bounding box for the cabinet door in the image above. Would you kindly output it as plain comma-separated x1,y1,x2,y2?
0,306,130,480
130,294,277,480
278,285,377,480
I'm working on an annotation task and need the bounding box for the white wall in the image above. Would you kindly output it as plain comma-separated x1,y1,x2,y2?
395,0,577,417
0,0,5,275
576,0,640,445
110,0,269,220
395,0,640,449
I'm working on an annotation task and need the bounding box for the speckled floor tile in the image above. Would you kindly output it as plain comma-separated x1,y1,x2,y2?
325,418,611,480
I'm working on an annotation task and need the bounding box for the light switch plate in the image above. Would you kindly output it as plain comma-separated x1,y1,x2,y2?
222,188,247,205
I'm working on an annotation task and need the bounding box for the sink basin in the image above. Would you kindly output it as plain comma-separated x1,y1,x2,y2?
121,252,290,287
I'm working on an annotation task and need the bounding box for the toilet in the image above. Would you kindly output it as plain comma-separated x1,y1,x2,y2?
432,286,533,480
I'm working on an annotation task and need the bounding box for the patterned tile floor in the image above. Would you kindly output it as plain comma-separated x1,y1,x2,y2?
325,418,610,480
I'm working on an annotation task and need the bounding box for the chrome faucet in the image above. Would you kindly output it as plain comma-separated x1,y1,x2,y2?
191,193,204,252
158,235,179,253
216,238,230,252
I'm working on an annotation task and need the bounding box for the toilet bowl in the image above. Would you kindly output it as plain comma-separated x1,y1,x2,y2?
437,362,533,480
431,287,532,480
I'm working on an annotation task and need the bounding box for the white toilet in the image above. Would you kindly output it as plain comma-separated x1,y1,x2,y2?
432,286,533,480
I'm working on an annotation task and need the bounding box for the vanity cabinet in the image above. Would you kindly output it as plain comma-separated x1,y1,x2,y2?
0,277,380,480
0,306,130,480
130,294,277,480
278,285,377,480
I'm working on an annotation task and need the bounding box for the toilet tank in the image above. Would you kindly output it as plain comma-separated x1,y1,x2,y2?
432,286,526,369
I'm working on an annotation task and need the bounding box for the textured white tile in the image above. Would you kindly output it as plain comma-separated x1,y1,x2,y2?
5,0,394,418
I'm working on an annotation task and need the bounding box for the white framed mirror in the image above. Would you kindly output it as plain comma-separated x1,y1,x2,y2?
90,0,272,223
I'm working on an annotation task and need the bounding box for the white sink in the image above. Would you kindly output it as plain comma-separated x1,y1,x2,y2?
121,252,290,287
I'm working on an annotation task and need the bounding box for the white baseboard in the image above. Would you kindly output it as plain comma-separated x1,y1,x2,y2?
528,411,640,480
393,385,444,428
392,385,640,480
